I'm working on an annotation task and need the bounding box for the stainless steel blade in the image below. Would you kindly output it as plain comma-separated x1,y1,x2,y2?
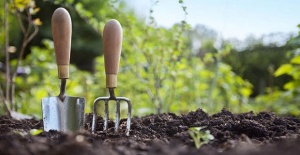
42,96,85,132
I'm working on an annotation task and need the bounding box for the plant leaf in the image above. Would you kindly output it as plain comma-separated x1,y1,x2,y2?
291,55,300,64
30,129,43,136
274,64,293,77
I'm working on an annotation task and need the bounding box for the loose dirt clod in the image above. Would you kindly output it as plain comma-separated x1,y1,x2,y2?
0,108,300,155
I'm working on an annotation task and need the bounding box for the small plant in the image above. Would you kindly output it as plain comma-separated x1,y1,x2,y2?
189,126,214,149
29,129,43,136
12,129,43,137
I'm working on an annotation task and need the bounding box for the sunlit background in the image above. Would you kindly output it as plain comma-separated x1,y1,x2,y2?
127,0,299,40
1,0,300,118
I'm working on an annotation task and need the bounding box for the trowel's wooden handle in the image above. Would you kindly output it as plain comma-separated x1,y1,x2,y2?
103,19,123,88
51,7,72,79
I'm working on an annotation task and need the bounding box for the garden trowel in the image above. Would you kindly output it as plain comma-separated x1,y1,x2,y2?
42,8,85,132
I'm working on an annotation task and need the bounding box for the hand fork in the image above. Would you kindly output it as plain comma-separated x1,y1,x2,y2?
92,19,132,136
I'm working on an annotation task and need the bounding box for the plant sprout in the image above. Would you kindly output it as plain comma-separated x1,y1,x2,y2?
30,129,43,136
189,126,214,149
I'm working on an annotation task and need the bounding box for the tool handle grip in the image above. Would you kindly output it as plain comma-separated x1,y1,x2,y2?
103,19,123,88
52,7,72,79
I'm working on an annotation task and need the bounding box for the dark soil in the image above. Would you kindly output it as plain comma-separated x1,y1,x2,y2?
1,108,300,155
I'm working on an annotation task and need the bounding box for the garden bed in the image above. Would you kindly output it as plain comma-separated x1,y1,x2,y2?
0,108,300,155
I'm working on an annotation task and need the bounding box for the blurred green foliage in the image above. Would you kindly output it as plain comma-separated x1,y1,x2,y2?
252,25,300,115
1,0,300,118
223,37,295,97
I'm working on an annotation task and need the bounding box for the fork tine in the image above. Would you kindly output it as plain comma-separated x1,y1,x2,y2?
92,102,97,133
104,100,109,131
92,97,102,133
125,99,132,136
115,100,120,132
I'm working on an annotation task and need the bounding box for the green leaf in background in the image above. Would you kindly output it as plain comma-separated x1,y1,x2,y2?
274,64,293,77
240,87,252,97
291,55,300,64
284,81,295,90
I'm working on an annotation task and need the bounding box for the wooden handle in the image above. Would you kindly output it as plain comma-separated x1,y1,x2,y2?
103,19,123,88
51,7,72,79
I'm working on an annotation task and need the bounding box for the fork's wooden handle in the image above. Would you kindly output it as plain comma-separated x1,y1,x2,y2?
103,19,123,88
52,7,72,79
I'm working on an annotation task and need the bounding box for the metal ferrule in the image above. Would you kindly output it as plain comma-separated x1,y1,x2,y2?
58,65,69,79
106,74,117,88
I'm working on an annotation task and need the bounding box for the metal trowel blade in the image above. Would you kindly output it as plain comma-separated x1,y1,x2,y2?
42,96,85,132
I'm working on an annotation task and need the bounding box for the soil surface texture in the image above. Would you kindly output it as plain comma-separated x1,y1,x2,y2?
0,108,300,155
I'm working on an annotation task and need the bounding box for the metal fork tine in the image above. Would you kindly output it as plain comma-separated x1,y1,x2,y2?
125,99,132,136
104,100,109,131
115,100,120,132
92,101,98,133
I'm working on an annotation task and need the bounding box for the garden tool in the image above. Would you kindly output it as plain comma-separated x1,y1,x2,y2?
42,8,85,132
92,19,132,136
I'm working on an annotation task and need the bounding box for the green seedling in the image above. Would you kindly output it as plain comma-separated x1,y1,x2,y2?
30,129,43,136
189,126,214,149
12,129,43,137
